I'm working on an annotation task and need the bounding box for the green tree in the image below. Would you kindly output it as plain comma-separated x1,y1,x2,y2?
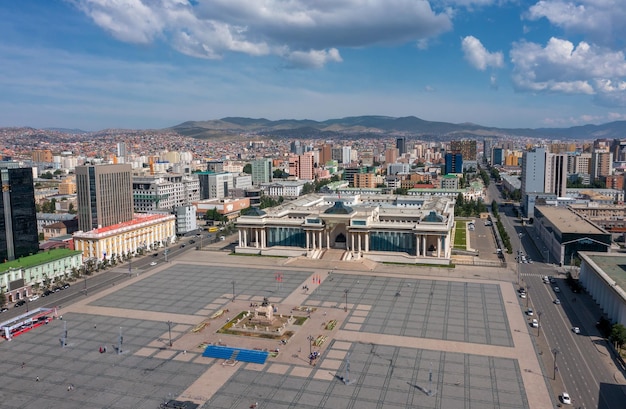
0,289,5,307
40,172,53,179
273,169,287,179
68,203,77,214
243,164,252,174
610,323,626,351
393,188,408,195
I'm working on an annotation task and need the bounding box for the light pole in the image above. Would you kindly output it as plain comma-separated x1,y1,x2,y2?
232,280,236,302
344,289,349,312
526,285,530,308
552,348,559,380
167,321,173,347
84,275,87,296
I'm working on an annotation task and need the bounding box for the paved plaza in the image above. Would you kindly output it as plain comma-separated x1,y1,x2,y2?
0,252,551,409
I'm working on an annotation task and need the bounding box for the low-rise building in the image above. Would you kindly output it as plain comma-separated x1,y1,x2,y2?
235,193,454,265
0,248,83,303
73,213,176,262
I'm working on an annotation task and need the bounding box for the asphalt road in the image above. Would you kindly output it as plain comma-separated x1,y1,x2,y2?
493,184,625,408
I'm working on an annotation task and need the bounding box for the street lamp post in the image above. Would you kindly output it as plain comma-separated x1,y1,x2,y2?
552,348,559,380
232,280,236,302
167,321,173,347
526,285,531,308
307,335,314,356
344,289,349,312
84,275,87,296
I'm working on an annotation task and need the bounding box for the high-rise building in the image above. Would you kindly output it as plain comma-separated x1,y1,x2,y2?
116,142,127,162
521,147,546,196
290,140,303,155
251,158,273,186
207,172,233,199
492,148,504,166
32,150,53,163
132,174,200,213
207,161,224,173
591,149,613,184
396,137,406,156
76,164,133,232
342,146,352,166
288,153,315,180
320,144,332,165
0,166,39,261
385,148,398,164
544,153,567,197
450,140,477,161
444,153,463,174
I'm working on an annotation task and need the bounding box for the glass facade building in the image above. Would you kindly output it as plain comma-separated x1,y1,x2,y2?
0,166,39,261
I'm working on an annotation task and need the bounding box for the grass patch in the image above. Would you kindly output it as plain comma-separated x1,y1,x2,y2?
454,221,467,249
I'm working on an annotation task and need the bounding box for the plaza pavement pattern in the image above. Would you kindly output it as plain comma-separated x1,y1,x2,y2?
0,251,552,409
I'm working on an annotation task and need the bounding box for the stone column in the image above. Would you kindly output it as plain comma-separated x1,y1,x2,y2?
261,229,266,248
358,233,362,253
351,233,355,253
422,235,427,257
365,233,369,252
306,231,310,250
416,234,420,257
326,231,330,249
255,229,259,248
238,230,242,247
312,231,316,250
318,231,323,250
437,236,441,258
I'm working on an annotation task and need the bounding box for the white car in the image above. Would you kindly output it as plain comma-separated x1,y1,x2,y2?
554,286,560,293
526,308,534,316
531,319,539,328
554,299,561,305
561,392,571,405
572,327,580,334
519,292,527,299
28,295,39,302
150,261,157,266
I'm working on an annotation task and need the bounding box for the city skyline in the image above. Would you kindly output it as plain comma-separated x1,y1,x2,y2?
2,1,626,131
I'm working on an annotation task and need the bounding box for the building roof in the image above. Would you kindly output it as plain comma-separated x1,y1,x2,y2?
324,200,354,215
535,205,608,235
580,252,626,300
0,248,82,273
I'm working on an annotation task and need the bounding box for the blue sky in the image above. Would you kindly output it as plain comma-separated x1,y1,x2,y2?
2,0,626,131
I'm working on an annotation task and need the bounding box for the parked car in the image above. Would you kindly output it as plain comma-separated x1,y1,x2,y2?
14,300,26,308
572,327,580,334
189,240,195,244
519,292,527,299
554,299,561,305
28,295,39,302
42,289,54,297
554,286,560,293
62,283,70,289
0,307,9,313
530,319,539,328
150,261,157,266
526,308,534,316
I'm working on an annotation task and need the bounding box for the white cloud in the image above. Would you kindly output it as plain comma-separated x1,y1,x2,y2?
461,36,504,70
72,0,452,68
284,48,342,69
526,0,626,47
510,37,626,105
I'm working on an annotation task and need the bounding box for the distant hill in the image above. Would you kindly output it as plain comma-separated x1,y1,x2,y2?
44,127,89,134
169,116,626,141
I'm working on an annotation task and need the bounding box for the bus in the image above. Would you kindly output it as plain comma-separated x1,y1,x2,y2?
207,226,219,233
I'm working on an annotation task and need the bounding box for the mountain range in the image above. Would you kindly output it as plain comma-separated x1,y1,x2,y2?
169,116,626,141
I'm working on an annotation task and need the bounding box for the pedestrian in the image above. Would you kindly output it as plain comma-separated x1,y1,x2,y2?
21,362,25,369
36,377,39,382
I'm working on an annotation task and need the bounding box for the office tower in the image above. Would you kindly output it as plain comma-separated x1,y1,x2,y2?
342,146,352,165
116,142,127,162
207,172,233,199
521,147,546,195
251,158,273,185
320,144,332,165
492,148,504,166
207,161,224,173
483,138,494,163
76,164,133,232
290,140,303,155
396,137,406,156
361,150,374,166
450,140,477,161
385,148,398,164
132,174,200,213
331,147,343,162
544,153,567,197
288,153,315,180
591,149,613,184
0,166,39,261
444,153,463,174
32,150,53,163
